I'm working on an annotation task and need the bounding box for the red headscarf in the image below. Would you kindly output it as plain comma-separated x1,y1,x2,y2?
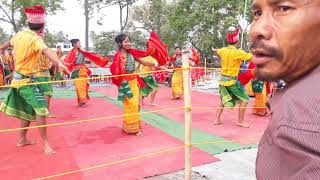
24,5,45,24
227,27,241,44
110,32,169,87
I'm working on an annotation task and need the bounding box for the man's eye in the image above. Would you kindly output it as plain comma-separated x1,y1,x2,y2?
278,6,292,12
253,10,262,18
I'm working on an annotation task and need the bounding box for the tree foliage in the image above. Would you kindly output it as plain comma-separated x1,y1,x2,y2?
0,0,63,33
128,0,253,60
93,0,253,62
44,30,68,47
164,0,253,60
93,30,147,57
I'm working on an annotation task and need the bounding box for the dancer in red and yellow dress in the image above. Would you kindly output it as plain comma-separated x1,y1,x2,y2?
170,46,184,100
238,62,272,116
64,39,109,106
110,32,168,135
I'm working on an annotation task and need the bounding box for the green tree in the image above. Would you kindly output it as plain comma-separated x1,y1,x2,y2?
93,30,147,57
44,29,58,48
0,0,63,33
131,0,170,34
94,0,137,32
164,0,253,60
79,0,137,50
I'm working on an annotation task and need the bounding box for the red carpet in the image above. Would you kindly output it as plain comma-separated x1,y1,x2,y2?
94,85,269,144
0,98,218,180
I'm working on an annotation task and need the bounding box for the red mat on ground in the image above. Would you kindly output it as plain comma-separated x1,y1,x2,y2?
0,98,218,180
94,86,269,144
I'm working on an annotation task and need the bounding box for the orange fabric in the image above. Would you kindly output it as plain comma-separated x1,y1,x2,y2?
74,67,89,105
0,70,3,87
252,84,269,116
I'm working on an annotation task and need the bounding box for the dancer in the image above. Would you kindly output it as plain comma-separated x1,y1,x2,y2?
0,5,70,156
55,46,66,87
64,39,109,106
140,56,169,106
238,62,272,116
140,56,159,106
3,48,14,84
213,26,253,128
170,46,184,100
110,32,168,135
190,48,202,86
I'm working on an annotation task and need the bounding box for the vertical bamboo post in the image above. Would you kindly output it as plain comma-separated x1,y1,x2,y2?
182,51,192,180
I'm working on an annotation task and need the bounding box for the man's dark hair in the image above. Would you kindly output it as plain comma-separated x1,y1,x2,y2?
28,23,44,31
57,46,61,49
175,46,182,50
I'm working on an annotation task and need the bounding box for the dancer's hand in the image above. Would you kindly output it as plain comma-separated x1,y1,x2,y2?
58,62,70,75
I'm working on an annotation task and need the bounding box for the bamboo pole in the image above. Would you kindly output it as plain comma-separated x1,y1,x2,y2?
182,51,192,180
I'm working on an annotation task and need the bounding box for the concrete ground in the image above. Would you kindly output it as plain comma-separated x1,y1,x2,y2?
145,148,257,180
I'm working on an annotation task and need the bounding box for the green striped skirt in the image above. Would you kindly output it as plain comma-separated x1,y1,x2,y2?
219,80,250,108
140,75,159,97
0,83,49,121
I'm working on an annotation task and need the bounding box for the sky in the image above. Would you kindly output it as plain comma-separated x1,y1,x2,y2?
2,0,250,47
2,0,144,45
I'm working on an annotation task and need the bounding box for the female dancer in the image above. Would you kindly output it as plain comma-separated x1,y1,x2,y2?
64,39,109,106
110,33,168,135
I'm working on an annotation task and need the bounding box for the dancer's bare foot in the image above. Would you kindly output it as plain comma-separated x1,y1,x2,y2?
136,131,144,136
46,113,56,118
236,122,250,128
78,102,88,107
266,112,272,117
149,103,158,106
213,121,222,125
171,97,181,100
44,143,56,156
17,139,37,147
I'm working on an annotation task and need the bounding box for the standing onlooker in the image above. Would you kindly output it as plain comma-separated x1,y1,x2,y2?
250,0,320,179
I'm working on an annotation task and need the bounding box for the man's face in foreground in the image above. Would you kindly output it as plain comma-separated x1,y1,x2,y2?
250,0,320,82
